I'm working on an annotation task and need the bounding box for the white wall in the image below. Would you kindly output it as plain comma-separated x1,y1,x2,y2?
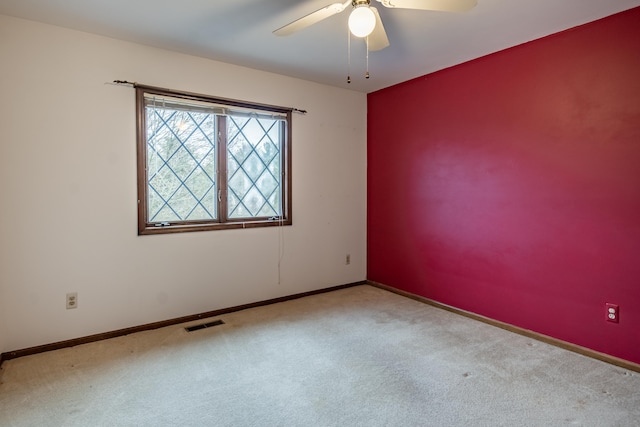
0,15,367,354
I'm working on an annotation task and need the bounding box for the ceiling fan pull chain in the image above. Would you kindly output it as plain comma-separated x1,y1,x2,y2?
366,36,370,79
347,26,352,84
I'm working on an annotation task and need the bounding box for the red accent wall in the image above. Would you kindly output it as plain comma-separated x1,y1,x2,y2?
367,7,640,363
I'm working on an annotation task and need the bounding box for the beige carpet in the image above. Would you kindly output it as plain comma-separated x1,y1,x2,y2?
1,285,639,426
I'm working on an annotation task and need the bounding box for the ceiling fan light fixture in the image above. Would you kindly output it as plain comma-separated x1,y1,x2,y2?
348,5,376,38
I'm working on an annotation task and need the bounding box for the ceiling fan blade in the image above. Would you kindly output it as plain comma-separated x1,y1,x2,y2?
368,7,390,51
377,0,477,13
274,1,351,36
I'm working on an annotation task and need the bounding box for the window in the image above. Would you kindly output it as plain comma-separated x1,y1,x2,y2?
136,85,292,235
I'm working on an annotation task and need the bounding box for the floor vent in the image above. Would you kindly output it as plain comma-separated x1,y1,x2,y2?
185,320,225,332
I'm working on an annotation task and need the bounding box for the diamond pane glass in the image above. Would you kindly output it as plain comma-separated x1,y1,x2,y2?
146,106,217,223
228,156,239,176
268,191,279,208
243,187,266,214
168,147,197,181
227,116,282,219
228,170,252,198
256,139,278,164
154,204,180,222
243,152,266,181
256,172,278,198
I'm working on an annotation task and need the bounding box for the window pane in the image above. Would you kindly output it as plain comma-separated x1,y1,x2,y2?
137,85,291,234
146,106,217,222
227,116,281,218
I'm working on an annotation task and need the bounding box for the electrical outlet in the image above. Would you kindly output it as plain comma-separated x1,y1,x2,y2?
66,292,78,309
345,254,351,265
605,303,618,323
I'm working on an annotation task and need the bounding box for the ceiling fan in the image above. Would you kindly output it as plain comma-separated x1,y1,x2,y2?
274,0,478,52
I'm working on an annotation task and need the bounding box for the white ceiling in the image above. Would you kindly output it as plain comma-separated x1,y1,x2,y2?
1,0,639,93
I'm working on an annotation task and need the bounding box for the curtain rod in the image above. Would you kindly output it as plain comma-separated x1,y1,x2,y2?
108,80,308,115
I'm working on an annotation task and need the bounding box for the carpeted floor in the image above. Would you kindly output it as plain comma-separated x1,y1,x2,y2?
1,285,639,426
